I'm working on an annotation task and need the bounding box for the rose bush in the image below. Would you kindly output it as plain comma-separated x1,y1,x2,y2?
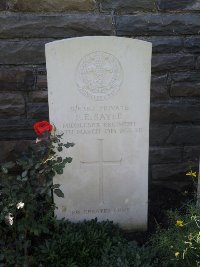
0,121,74,267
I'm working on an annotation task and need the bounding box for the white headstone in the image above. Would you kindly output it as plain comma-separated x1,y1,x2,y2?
46,36,152,231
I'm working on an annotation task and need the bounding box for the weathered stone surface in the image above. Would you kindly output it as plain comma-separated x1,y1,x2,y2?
9,0,96,12
0,0,7,10
0,92,25,118
149,146,182,164
151,74,168,98
0,118,36,140
170,82,200,97
151,101,200,123
0,119,35,140
152,54,195,72
152,162,191,180
149,124,173,146
0,40,47,65
183,146,200,161
0,92,24,105
116,14,200,36
151,162,197,190
171,71,200,82
157,0,200,11
0,13,112,39
33,67,47,89
139,36,183,53
28,91,48,102
197,56,200,69
100,0,156,12
0,129,35,140
0,140,34,162
167,125,200,145
184,36,200,53
27,103,49,119
36,75,47,89
0,66,35,90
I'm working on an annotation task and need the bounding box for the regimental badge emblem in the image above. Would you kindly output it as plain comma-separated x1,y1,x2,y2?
76,51,123,101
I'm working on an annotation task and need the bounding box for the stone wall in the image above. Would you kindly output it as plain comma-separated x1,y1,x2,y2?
0,0,200,190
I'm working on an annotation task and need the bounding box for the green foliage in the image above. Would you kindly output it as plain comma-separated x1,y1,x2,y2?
150,202,200,267
37,219,123,267
93,240,159,267
37,219,157,267
0,132,74,266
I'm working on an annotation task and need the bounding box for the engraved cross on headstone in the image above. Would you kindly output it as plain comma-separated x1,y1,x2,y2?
80,139,122,205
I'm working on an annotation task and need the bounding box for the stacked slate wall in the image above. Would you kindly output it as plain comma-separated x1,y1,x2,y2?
0,0,200,191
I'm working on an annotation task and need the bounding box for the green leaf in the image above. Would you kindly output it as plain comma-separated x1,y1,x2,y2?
64,142,75,148
22,176,28,182
57,147,63,152
35,163,41,170
57,157,62,163
1,162,15,169
22,170,28,178
56,133,64,138
66,157,73,163
54,189,64,198
1,167,8,174
33,229,39,236
56,168,63,175
16,175,22,181
51,184,60,189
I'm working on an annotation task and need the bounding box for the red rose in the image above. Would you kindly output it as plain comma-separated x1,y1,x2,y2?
34,121,53,136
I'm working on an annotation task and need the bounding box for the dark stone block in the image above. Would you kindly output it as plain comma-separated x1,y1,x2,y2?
149,146,182,164
149,124,173,146
0,40,47,65
151,162,197,190
0,13,113,38
9,0,96,12
0,0,7,10
28,91,48,103
157,0,200,11
100,0,156,12
151,74,168,98
183,146,200,161
0,92,24,105
197,56,200,69
36,75,47,89
0,129,35,141
171,71,200,82
152,54,195,72
138,36,183,53
0,92,25,118
116,14,200,36
152,162,191,180
151,101,200,123
27,103,49,119
32,66,48,89
167,125,200,145
0,119,36,141
36,67,47,76
170,81,200,97
184,36,200,53
0,66,35,90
